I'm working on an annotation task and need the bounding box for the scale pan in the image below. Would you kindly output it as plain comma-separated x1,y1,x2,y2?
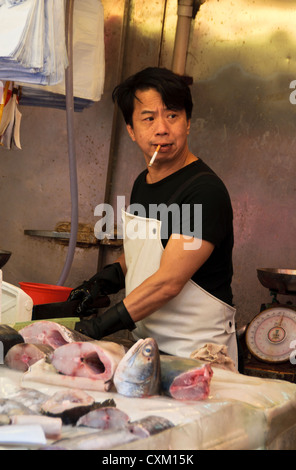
0,250,11,269
257,268,296,295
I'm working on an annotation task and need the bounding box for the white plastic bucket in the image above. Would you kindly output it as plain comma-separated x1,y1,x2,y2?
1,279,33,325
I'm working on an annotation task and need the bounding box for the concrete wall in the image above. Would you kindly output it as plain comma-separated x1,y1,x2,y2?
1,0,296,328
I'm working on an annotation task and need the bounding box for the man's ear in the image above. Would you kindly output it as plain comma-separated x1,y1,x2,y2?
187,119,191,135
126,124,136,141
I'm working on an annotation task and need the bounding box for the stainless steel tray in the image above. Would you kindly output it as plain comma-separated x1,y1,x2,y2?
257,268,296,295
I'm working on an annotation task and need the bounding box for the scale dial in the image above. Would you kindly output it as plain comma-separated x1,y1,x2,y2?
246,306,296,363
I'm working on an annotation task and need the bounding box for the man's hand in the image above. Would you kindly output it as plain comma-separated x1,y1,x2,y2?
68,262,125,316
75,301,135,339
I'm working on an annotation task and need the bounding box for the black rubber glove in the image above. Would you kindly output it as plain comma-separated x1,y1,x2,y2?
68,262,125,316
75,301,135,339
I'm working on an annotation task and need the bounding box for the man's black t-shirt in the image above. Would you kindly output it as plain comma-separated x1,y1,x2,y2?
129,159,234,306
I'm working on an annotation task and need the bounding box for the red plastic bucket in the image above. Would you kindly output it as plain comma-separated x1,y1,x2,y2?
19,282,72,305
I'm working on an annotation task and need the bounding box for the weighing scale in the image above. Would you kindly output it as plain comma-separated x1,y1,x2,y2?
241,268,296,383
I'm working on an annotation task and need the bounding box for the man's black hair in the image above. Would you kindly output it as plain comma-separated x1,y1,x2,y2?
112,67,193,127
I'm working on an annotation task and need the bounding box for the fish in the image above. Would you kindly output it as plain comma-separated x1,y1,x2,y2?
113,338,161,398
10,415,62,439
4,343,54,371
50,340,126,383
76,406,129,429
0,396,62,438
22,358,113,392
0,324,24,358
41,389,95,419
43,414,173,450
128,415,175,438
41,389,115,425
160,355,213,401
18,320,90,349
0,398,35,416
10,388,50,414
43,428,141,450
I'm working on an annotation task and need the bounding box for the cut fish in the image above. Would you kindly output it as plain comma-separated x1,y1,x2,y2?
5,343,54,371
19,320,90,349
50,340,126,382
77,407,129,429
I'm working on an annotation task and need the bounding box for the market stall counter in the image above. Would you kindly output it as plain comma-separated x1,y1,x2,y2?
1,354,296,450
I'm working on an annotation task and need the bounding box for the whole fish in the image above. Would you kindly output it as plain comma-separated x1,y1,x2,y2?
160,355,213,401
0,324,24,358
5,343,54,371
50,340,126,383
113,338,161,398
18,320,90,349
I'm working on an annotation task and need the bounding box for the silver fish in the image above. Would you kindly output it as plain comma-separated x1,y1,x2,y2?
0,398,36,416
10,388,50,413
113,338,161,398
128,415,174,438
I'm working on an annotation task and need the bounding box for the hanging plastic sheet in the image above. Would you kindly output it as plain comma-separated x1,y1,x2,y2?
0,0,104,110
41,0,105,101
0,0,68,86
17,0,105,110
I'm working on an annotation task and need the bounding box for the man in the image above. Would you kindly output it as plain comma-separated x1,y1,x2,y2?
72,67,238,367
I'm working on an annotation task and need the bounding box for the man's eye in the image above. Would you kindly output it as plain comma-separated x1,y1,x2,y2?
143,116,154,122
168,113,177,119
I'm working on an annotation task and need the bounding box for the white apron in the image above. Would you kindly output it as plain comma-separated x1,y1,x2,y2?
122,210,238,368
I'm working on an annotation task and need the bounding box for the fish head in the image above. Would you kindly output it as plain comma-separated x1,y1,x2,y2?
114,338,161,397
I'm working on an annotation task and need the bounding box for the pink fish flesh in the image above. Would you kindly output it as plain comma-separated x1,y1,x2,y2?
40,389,110,425
77,407,129,429
160,355,213,401
50,340,126,382
22,359,113,392
19,321,90,349
5,343,54,372
41,389,95,415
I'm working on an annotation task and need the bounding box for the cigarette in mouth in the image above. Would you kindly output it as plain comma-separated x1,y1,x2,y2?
149,145,161,167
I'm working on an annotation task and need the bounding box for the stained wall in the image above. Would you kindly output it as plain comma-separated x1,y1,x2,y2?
1,0,296,328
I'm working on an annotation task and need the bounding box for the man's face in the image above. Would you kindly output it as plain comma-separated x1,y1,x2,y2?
126,88,191,165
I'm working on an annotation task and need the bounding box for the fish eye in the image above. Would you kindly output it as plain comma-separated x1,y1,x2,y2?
143,346,152,356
